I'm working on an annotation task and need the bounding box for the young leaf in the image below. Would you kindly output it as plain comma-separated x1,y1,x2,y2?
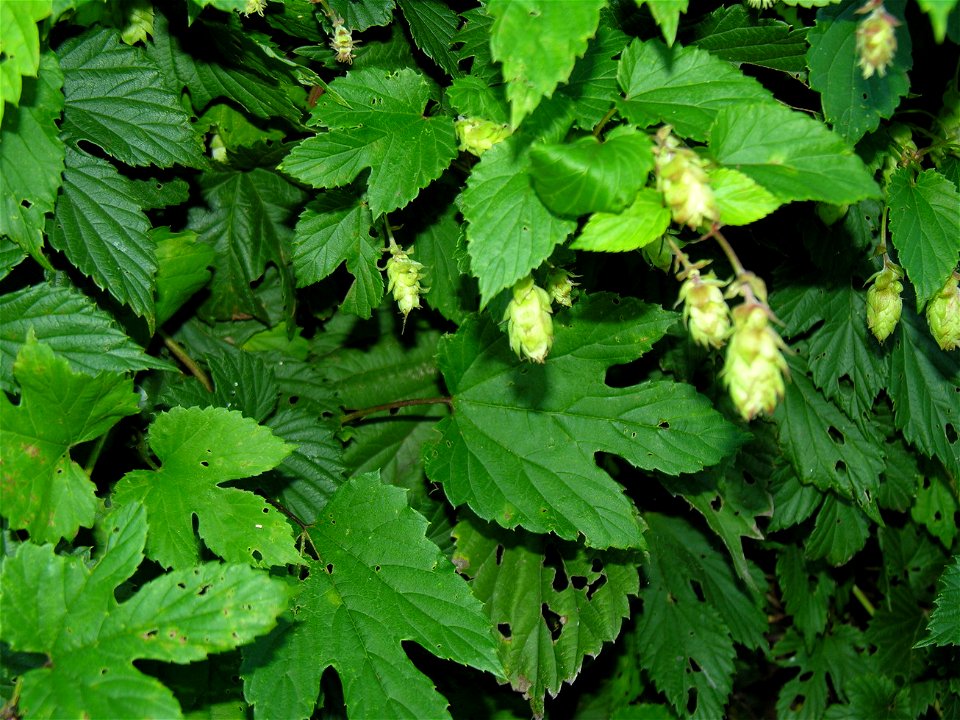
710,101,881,204
916,0,959,42
0,503,289,720
153,227,215,327
0,0,50,123
887,168,960,308
807,0,911,143
529,128,654,217
460,139,576,305
424,294,743,549
112,406,299,570
281,68,458,217
0,338,140,544
241,473,502,720
0,282,170,393
571,188,671,252
486,0,605,127
452,515,640,717
889,305,960,479
58,28,202,168
617,38,773,142
637,513,766,720
709,167,782,226
692,5,809,73
915,555,960,648
0,52,63,264
50,147,157,330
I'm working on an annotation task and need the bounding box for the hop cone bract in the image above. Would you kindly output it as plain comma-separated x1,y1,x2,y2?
723,305,788,420
504,276,554,363
926,274,960,351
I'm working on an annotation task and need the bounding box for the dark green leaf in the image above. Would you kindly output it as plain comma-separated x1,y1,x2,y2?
153,227,215,327
692,5,809,73
777,546,836,644
397,0,461,78
805,495,870,566
916,555,960,648
414,200,475,324
558,25,629,129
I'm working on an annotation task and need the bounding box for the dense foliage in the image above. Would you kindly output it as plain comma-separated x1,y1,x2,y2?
1,0,959,718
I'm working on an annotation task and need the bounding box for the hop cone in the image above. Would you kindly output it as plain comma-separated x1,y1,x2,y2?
455,117,512,157
926,274,960,351
654,129,718,230
678,271,731,349
386,246,426,326
544,267,578,308
866,262,903,343
856,5,898,79
723,305,788,420
504,276,554,363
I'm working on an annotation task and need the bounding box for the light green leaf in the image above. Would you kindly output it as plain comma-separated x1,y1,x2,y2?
571,188,671,252
281,67,457,216
0,503,288,720
113,406,299,570
0,282,171,392
397,0,461,77
326,0,395,31
0,339,139,544
0,237,25,279
153,227,214,327
636,0,689,46
915,0,958,43
775,353,884,520
460,139,576,305
710,101,881,204
241,473,502,720
709,167,782,226
0,51,63,264
805,494,870,565
530,128,654,217
424,295,743,548
189,168,306,323
889,305,960,479
617,38,773,142
196,103,285,158
916,556,960,647
638,514,764,720
0,0,50,123
487,0,605,127
452,515,640,717
452,6,496,81
807,0,911,144
692,5,809,73
888,168,960,308
49,147,156,329
58,28,202,167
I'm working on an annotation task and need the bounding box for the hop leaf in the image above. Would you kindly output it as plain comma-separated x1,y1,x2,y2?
678,270,731,349
455,116,512,157
503,275,554,363
723,304,789,420
386,244,427,326
866,261,904,343
654,127,718,229
926,273,960,351
856,4,899,80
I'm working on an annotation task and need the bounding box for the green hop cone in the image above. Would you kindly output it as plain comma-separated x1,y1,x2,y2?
386,245,426,327
503,276,554,363
654,128,718,230
926,274,960,351
866,262,903,343
544,267,578,308
678,271,731,349
241,0,267,16
455,117,512,157
856,4,899,80
723,304,789,421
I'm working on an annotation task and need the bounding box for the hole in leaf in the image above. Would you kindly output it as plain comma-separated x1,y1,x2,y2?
326,563,334,574
586,574,607,600
799,671,814,682
198,584,211,596
495,544,505,566
686,688,698,714
688,657,702,673
143,630,158,639
591,558,603,573
790,694,806,712
543,544,568,591
177,582,186,590
200,461,209,467
945,423,957,443
299,566,309,580
689,579,705,602
288,395,300,405
251,550,263,563
827,426,845,445
658,420,670,430
498,623,511,639
100,668,108,675
571,575,587,590
374,565,381,572
835,460,847,476
710,495,722,512
20,199,32,209
541,603,563,641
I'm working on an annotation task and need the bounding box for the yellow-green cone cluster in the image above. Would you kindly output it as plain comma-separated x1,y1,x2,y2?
455,117,512,157
544,267,578,308
746,0,777,8
678,271,731,349
926,274,960,351
329,15,358,64
856,4,899,79
723,305,788,420
241,0,267,16
654,128,719,230
504,276,554,363
866,262,903,343
386,246,426,326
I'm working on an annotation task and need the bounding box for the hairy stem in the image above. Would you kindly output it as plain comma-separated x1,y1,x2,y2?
340,396,453,425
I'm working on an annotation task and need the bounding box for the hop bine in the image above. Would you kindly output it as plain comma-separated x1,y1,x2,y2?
504,276,554,363
723,304,789,421
866,261,903,343
926,273,960,351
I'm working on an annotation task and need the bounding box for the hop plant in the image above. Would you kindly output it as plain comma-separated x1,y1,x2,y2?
723,304,789,421
654,127,719,230
856,2,899,79
455,117,512,157
866,261,903,343
926,273,960,351
386,245,426,328
544,266,578,308
329,15,358,64
746,0,777,8
241,0,267,16
677,270,731,349
504,276,554,363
